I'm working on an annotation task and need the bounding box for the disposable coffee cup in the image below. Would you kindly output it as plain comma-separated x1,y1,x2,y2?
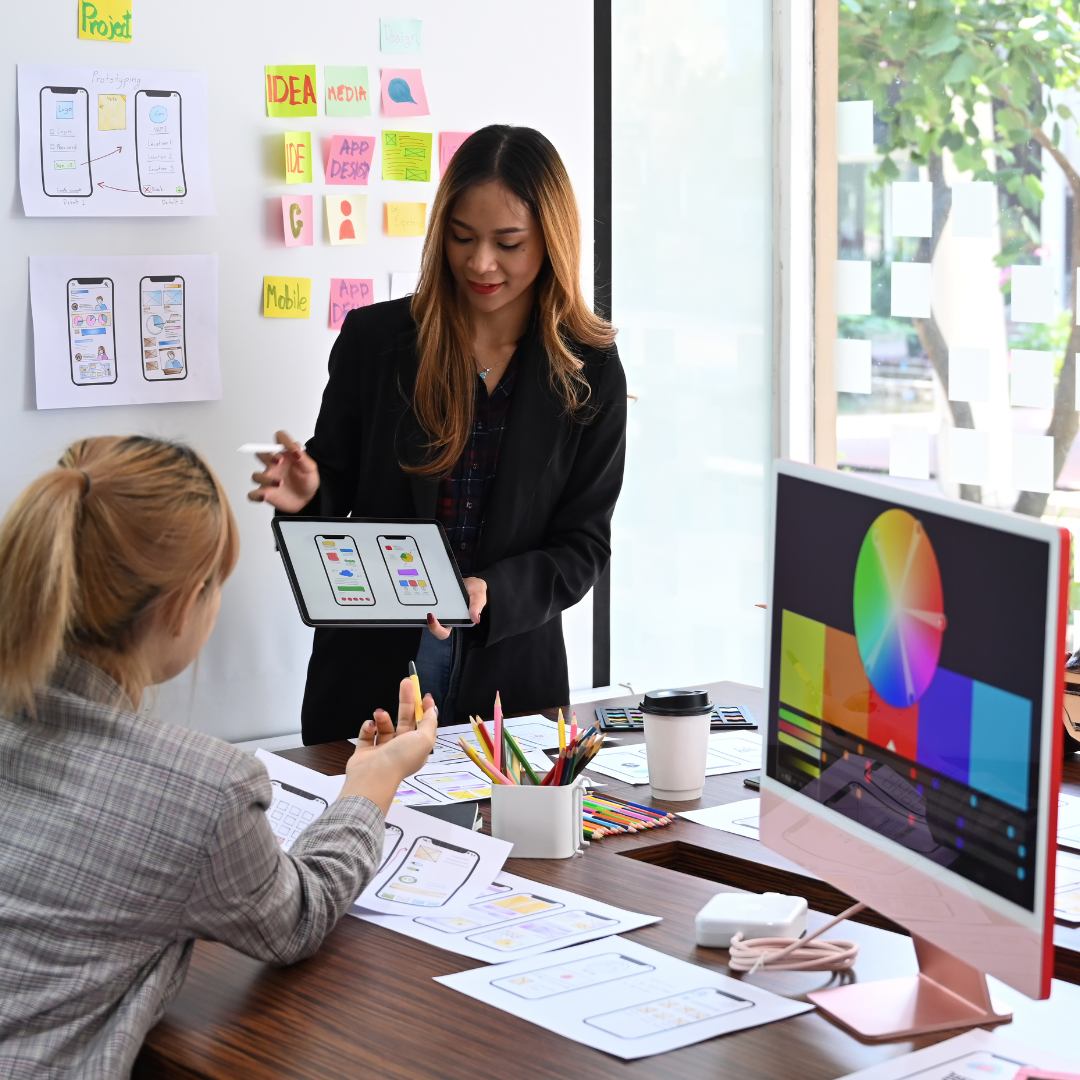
641,688,713,801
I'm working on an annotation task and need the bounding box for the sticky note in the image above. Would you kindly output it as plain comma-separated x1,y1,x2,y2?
834,260,871,315
386,202,426,237
1010,350,1055,408
325,66,371,117
381,18,422,52
79,0,131,41
325,135,374,185
390,271,418,300
381,69,429,117
952,182,995,238
382,130,432,182
440,131,473,177
281,195,313,247
1011,265,1053,323
284,132,312,184
890,425,930,481
833,339,871,394
330,278,374,330
1013,434,1054,493
266,66,318,118
948,347,990,403
891,181,932,238
263,277,310,319
326,194,367,245
949,428,990,486
97,94,126,131
836,101,874,157
891,262,931,318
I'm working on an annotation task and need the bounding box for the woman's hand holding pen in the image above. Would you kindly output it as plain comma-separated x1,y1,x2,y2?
426,577,487,639
339,677,438,814
247,430,320,512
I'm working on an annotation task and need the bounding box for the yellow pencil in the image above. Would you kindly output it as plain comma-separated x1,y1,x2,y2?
458,737,512,785
558,707,566,752
469,716,495,763
408,661,423,724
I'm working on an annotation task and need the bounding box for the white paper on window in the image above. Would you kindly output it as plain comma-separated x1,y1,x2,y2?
948,428,990,486
889,425,930,480
834,260,872,315
890,262,931,318
1010,265,1054,324
951,182,995,238
948,347,990,403
834,338,871,394
890,181,932,238
836,100,874,157
1010,350,1055,409
1012,434,1054,493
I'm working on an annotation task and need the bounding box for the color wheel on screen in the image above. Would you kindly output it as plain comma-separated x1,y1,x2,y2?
853,509,946,708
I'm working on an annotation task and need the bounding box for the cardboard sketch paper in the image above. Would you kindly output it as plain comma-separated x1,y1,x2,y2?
19,64,214,217
434,936,813,1060
353,870,661,963
30,254,219,409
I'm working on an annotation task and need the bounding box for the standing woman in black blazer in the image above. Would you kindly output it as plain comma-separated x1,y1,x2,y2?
250,125,626,743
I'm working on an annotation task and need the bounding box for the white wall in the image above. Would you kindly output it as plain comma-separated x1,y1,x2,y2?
2,0,594,741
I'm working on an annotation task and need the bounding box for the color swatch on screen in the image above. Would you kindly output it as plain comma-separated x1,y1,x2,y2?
853,509,946,708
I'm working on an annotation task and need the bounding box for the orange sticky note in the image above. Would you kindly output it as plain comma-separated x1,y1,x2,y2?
386,201,426,237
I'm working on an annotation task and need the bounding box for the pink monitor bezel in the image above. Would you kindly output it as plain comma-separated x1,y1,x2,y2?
760,460,1067,1000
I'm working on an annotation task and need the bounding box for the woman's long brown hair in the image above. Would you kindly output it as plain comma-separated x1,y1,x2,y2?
408,125,615,477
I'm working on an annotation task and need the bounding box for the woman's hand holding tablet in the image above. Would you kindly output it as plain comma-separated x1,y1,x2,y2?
247,429,320,512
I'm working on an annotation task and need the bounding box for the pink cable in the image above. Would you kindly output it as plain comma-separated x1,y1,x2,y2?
726,901,867,974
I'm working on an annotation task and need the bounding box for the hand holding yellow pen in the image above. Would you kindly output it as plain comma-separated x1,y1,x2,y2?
408,661,423,724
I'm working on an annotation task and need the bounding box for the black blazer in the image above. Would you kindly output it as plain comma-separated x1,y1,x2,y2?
296,297,627,742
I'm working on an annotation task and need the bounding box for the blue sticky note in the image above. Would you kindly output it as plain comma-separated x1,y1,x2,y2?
381,17,422,53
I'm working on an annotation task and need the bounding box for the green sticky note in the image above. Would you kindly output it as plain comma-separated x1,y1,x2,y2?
284,132,313,184
382,130,433,182
265,65,318,118
325,66,371,117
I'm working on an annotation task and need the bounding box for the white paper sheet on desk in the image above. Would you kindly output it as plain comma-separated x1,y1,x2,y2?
351,870,661,963
1057,792,1080,852
584,732,761,786
678,797,761,840
832,1028,1080,1079
1055,849,1080,923
433,936,812,1060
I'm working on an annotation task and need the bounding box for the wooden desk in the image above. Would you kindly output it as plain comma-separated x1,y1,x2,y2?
136,682,1080,1079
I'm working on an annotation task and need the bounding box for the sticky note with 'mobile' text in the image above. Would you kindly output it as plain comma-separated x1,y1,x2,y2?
263,277,310,319
266,66,317,118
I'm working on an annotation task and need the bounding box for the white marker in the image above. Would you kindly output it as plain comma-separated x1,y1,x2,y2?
237,443,286,454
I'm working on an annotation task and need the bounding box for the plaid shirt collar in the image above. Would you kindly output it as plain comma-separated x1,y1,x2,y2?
46,654,133,711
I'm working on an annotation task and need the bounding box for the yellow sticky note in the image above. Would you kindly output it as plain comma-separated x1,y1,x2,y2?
265,66,318,118
79,0,132,41
326,194,368,245
386,202,426,237
263,277,311,319
97,94,126,131
284,132,312,184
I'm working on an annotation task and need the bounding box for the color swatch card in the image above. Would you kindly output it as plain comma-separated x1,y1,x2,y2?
266,65,318,117
381,69,429,116
325,66,370,116
281,195,313,246
329,278,374,330
326,194,367,245
325,135,374,185
434,937,812,1060
353,870,660,964
382,130,432,181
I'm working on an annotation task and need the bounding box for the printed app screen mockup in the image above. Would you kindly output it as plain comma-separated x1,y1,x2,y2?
140,276,186,380
584,988,752,1038
379,823,404,872
268,781,327,851
68,279,116,385
40,87,91,197
416,892,564,934
315,535,374,605
491,953,654,1000
135,90,187,196
375,837,479,907
378,535,437,605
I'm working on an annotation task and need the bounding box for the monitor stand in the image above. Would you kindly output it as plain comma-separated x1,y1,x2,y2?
806,932,1013,1042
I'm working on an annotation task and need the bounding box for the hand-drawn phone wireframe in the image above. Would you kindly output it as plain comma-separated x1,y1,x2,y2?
490,952,655,1000
378,534,437,605
40,86,92,197
315,535,375,606
268,780,328,851
68,278,117,386
584,987,753,1039
140,276,187,381
466,910,619,953
134,89,187,197
415,892,565,934
379,822,404,872
375,836,479,908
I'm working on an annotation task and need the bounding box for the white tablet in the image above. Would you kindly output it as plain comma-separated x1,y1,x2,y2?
271,517,473,628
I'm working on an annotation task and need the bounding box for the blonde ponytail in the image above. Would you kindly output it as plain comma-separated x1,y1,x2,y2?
0,437,239,715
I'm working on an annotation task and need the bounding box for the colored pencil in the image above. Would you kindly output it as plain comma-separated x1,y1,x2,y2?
558,708,566,752
408,661,423,724
494,692,503,774
470,715,496,761
571,711,578,746
601,795,676,820
458,737,513,786
503,730,543,786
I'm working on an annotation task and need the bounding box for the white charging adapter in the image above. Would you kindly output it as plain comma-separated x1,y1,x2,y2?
695,891,808,948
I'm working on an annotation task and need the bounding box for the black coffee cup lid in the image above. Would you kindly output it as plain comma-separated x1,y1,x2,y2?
640,689,713,716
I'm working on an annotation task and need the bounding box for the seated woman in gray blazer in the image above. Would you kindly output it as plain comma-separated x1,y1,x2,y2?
0,435,436,1079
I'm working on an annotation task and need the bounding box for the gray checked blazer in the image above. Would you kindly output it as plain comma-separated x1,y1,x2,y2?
0,655,383,1080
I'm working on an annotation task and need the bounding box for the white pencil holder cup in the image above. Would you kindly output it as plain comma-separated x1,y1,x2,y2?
490,778,589,859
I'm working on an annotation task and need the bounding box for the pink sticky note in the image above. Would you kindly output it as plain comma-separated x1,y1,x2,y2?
325,134,375,185
381,69,429,117
281,195,313,247
440,131,473,178
329,278,374,330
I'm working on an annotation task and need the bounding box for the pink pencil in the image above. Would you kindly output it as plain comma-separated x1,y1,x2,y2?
571,710,578,746
494,691,503,774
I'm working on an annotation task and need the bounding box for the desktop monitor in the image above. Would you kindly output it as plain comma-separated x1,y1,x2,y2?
760,461,1068,1040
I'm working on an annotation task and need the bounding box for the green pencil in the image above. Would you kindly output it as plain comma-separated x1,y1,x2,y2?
503,729,542,786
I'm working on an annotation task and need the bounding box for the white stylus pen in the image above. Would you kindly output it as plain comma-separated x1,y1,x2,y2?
237,443,287,454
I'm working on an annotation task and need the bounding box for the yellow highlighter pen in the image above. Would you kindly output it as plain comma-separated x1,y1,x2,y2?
408,661,423,723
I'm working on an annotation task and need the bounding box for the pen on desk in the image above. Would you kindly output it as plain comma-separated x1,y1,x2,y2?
408,661,423,724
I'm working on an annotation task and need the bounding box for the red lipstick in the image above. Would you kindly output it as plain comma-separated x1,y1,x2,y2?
467,281,503,295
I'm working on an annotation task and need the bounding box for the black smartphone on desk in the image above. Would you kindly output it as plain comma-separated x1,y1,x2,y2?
743,773,760,791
